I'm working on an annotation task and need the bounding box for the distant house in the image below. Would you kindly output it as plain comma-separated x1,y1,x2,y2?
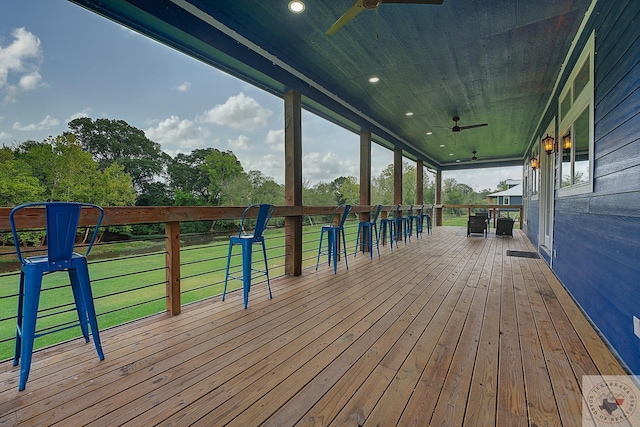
487,180,523,205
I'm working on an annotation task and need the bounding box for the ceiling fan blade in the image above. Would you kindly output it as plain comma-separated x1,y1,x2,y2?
459,123,488,131
381,0,444,4
326,0,366,35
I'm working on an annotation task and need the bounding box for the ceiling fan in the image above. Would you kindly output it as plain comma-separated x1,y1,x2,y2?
325,0,445,35
450,116,488,133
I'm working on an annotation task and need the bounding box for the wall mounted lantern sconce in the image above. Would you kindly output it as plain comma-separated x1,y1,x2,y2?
562,133,571,153
542,134,555,154
530,156,540,170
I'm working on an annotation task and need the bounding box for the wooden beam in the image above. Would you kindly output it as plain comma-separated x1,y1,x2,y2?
165,221,181,315
359,130,371,207
393,148,402,205
284,90,303,277
416,160,424,205
435,169,443,226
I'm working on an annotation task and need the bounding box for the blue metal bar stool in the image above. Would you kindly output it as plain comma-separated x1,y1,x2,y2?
354,204,382,259
223,204,275,309
379,205,398,249
316,204,352,274
394,204,410,245
409,205,423,239
420,208,432,235
9,202,104,391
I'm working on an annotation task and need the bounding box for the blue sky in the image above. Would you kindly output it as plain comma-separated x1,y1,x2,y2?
1,1,520,191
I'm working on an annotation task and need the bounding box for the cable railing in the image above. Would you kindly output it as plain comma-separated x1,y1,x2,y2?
0,204,429,361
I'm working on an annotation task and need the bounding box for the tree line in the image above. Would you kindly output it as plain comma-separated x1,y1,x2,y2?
1,117,499,236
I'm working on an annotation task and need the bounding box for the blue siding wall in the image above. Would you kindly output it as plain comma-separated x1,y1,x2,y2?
525,199,540,248
551,0,640,373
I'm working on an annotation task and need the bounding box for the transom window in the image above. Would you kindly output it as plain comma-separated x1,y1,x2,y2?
558,31,595,195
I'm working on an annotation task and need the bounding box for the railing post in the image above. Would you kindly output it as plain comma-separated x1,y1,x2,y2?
165,221,181,315
519,206,523,230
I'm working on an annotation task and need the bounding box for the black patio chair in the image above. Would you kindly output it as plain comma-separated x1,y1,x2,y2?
467,215,488,238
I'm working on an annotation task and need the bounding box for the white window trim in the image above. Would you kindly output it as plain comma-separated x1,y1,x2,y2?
558,30,595,197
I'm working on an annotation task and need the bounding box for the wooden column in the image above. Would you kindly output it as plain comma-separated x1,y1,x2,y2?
360,131,372,252
360,130,372,207
165,221,181,315
435,169,443,226
416,160,424,205
284,90,303,276
393,148,402,205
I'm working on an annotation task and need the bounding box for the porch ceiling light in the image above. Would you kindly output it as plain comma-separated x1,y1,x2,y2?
288,1,305,13
542,134,555,154
368,76,380,83
562,133,571,152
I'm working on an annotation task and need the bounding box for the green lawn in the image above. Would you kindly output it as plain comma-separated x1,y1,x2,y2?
0,222,362,361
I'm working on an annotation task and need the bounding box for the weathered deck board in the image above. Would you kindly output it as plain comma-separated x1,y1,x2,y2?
0,227,628,426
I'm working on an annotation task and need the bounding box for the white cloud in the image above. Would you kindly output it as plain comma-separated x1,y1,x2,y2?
228,134,250,151
239,152,284,183
0,28,42,101
302,151,359,182
67,108,93,122
174,81,190,92
12,115,59,131
0,131,12,139
264,129,284,152
196,92,272,131
18,71,41,90
146,115,211,155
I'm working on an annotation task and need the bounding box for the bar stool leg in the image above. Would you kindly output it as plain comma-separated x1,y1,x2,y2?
74,264,104,360
18,270,43,391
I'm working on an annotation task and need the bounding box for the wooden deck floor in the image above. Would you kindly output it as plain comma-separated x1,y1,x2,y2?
0,227,628,426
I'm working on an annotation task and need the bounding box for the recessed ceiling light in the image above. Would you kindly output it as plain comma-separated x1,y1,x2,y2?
405,112,414,116
426,131,433,135
456,159,461,163
368,76,380,83
439,144,445,147
449,153,454,156
288,1,305,13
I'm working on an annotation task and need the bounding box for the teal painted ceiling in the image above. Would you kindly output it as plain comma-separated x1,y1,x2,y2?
70,0,591,170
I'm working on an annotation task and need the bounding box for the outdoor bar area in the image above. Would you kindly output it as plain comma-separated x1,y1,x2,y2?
2,0,639,426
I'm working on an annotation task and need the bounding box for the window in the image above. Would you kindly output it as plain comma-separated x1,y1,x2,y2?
558,31,594,196
503,196,510,205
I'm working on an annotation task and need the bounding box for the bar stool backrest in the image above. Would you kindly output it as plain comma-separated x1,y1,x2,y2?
238,204,275,239
370,204,382,223
338,204,352,228
10,202,104,268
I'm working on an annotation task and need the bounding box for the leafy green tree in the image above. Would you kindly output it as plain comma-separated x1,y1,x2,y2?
202,149,245,205
372,163,395,205
168,148,214,201
0,146,45,206
67,117,169,194
13,134,136,205
303,180,337,206
337,176,359,205
167,148,244,206
247,170,284,205
135,181,173,206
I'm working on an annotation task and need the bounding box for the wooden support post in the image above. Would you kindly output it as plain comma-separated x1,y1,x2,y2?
435,169,443,226
284,90,303,276
393,148,403,206
394,148,403,239
416,160,424,205
360,131,372,252
165,221,181,315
